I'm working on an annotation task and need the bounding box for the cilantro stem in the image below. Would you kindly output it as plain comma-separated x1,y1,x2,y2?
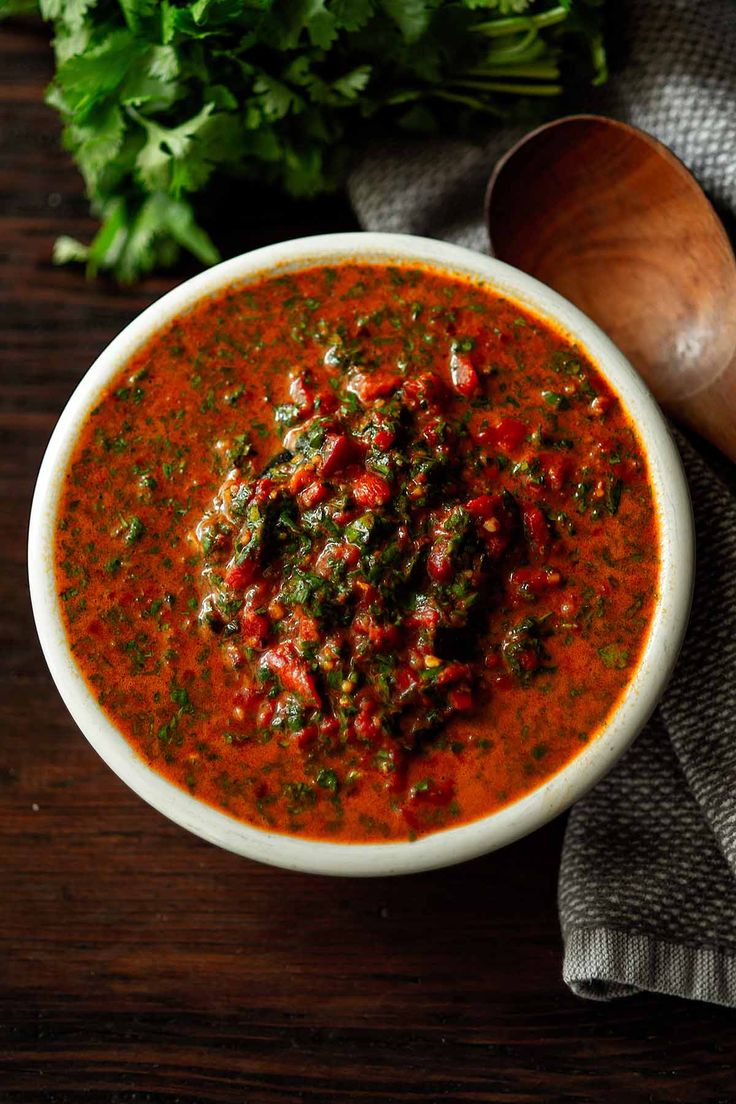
447,79,564,97
463,64,561,81
429,91,507,116
472,8,569,37
485,37,547,65
485,28,539,60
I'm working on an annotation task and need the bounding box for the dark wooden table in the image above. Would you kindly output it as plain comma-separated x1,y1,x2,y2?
2,18,735,1104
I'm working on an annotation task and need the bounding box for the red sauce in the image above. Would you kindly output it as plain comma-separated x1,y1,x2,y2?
55,263,659,841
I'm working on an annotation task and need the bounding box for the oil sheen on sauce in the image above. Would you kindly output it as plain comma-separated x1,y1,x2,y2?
55,263,659,842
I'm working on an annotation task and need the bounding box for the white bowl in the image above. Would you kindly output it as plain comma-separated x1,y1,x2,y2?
28,232,694,877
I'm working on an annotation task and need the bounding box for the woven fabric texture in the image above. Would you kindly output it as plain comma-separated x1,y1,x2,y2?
349,0,736,1005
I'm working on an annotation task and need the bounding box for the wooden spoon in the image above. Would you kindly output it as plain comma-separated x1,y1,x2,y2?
485,114,736,461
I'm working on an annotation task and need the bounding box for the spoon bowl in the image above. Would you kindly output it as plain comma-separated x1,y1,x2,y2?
485,114,736,459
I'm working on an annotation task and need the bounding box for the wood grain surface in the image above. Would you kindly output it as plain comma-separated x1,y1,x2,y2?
2,18,735,1104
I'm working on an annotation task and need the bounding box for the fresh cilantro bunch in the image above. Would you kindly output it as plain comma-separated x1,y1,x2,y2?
3,0,606,282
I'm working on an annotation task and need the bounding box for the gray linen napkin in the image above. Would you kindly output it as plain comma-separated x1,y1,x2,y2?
348,0,736,1006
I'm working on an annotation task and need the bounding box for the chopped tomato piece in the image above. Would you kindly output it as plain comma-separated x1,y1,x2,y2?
590,395,612,417
450,352,479,396
240,610,270,646
295,614,320,642
402,372,445,411
448,688,474,711
395,667,419,696
522,504,550,554
257,699,276,727
252,477,274,504
476,416,528,453
409,778,455,806
465,493,500,519
427,540,453,583
435,661,471,687
353,471,392,508
406,604,440,630
490,673,513,691
366,620,400,650
373,427,395,451
289,465,313,494
349,370,403,402
339,542,361,568
225,560,257,590
354,704,381,743
295,724,318,750
320,433,355,476
386,754,409,795
518,649,539,672
315,389,338,413
509,565,561,598
235,685,263,713
298,480,328,509
420,417,445,449
538,452,570,492
262,642,321,707
289,374,314,412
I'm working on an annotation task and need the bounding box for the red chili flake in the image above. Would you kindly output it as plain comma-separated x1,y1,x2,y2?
353,471,392,508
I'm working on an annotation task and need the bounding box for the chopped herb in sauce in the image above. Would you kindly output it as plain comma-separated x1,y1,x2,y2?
55,263,658,843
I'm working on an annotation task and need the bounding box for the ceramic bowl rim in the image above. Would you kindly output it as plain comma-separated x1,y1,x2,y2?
28,231,694,877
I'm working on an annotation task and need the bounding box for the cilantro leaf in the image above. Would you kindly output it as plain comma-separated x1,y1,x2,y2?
6,0,607,282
